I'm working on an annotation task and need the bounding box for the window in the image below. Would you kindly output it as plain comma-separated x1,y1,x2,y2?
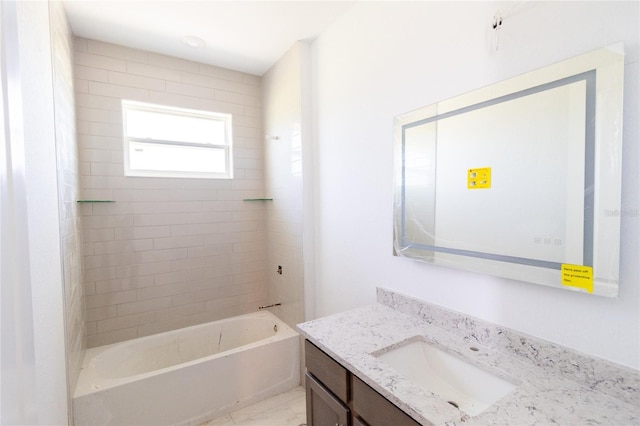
122,100,233,179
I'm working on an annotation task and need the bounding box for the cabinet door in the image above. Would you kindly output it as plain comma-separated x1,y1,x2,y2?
306,373,350,426
352,416,369,426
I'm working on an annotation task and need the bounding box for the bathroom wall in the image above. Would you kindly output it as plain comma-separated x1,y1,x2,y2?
262,42,310,329
1,0,72,422
49,0,85,396
310,1,639,368
73,38,267,347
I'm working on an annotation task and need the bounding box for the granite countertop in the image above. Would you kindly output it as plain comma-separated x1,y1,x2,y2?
297,288,640,425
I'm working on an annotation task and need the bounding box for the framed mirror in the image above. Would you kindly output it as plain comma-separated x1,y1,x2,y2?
393,45,624,297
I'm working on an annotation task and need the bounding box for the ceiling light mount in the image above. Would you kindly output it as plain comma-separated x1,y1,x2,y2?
182,35,205,49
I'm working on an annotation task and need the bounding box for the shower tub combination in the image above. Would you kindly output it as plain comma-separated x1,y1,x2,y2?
73,310,300,425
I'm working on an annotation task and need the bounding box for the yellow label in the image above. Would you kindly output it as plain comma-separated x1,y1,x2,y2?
561,264,593,293
468,167,491,189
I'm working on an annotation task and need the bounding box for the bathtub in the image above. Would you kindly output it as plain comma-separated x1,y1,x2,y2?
73,311,300,425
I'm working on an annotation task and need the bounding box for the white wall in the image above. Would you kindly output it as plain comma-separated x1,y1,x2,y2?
1,1,38,422
20,1,71,422
1,0,71,423
310,1,639,368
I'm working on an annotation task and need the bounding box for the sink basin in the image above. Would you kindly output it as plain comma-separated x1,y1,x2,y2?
374,338,517,416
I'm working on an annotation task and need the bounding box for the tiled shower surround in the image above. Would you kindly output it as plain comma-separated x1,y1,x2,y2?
74,37,268,347
51,1,85,393
262,43,306,330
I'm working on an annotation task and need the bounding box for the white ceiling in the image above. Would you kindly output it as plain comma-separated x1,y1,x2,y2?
63,1,355,76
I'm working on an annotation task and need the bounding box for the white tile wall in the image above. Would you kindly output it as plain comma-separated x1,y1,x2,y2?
73,37,267,347
262,43,306,329
50,1,85,394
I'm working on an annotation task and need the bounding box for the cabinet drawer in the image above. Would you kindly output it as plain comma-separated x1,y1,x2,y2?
305,340,349,401
305,373,350,426
351,375,421,426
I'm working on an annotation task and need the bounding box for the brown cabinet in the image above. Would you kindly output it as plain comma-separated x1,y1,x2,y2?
306,373,350,426
305,340,421,426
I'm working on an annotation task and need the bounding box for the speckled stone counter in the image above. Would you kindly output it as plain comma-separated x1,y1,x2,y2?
297,288,640,425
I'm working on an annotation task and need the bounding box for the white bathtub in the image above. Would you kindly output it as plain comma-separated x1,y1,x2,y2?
73,311,300,425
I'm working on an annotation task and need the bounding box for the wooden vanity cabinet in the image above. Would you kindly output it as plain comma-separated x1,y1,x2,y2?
305,340,421,426
305,340,350,426
305,372,350,426
350,375,420,426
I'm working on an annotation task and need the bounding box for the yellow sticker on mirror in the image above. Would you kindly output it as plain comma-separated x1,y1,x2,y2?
561,264,593,293
468,167,491,189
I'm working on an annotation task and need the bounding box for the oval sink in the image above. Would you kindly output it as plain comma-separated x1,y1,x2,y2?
374,338,517,416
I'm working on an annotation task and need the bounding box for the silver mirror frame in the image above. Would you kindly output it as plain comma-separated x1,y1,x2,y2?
393,44,624,297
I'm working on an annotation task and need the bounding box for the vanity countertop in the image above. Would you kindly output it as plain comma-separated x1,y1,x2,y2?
297,288,640,425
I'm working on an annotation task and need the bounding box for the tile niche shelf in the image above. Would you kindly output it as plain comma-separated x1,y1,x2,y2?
242,198,273,201
76,200,115,203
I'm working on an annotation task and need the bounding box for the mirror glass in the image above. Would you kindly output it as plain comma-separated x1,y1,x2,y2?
393,45,624,297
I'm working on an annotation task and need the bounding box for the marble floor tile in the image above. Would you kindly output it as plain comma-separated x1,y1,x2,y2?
200,387,306,426
201,415,235,426
231,403,304,426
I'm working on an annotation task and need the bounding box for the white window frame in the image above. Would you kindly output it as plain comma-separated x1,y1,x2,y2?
122,100,233,179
